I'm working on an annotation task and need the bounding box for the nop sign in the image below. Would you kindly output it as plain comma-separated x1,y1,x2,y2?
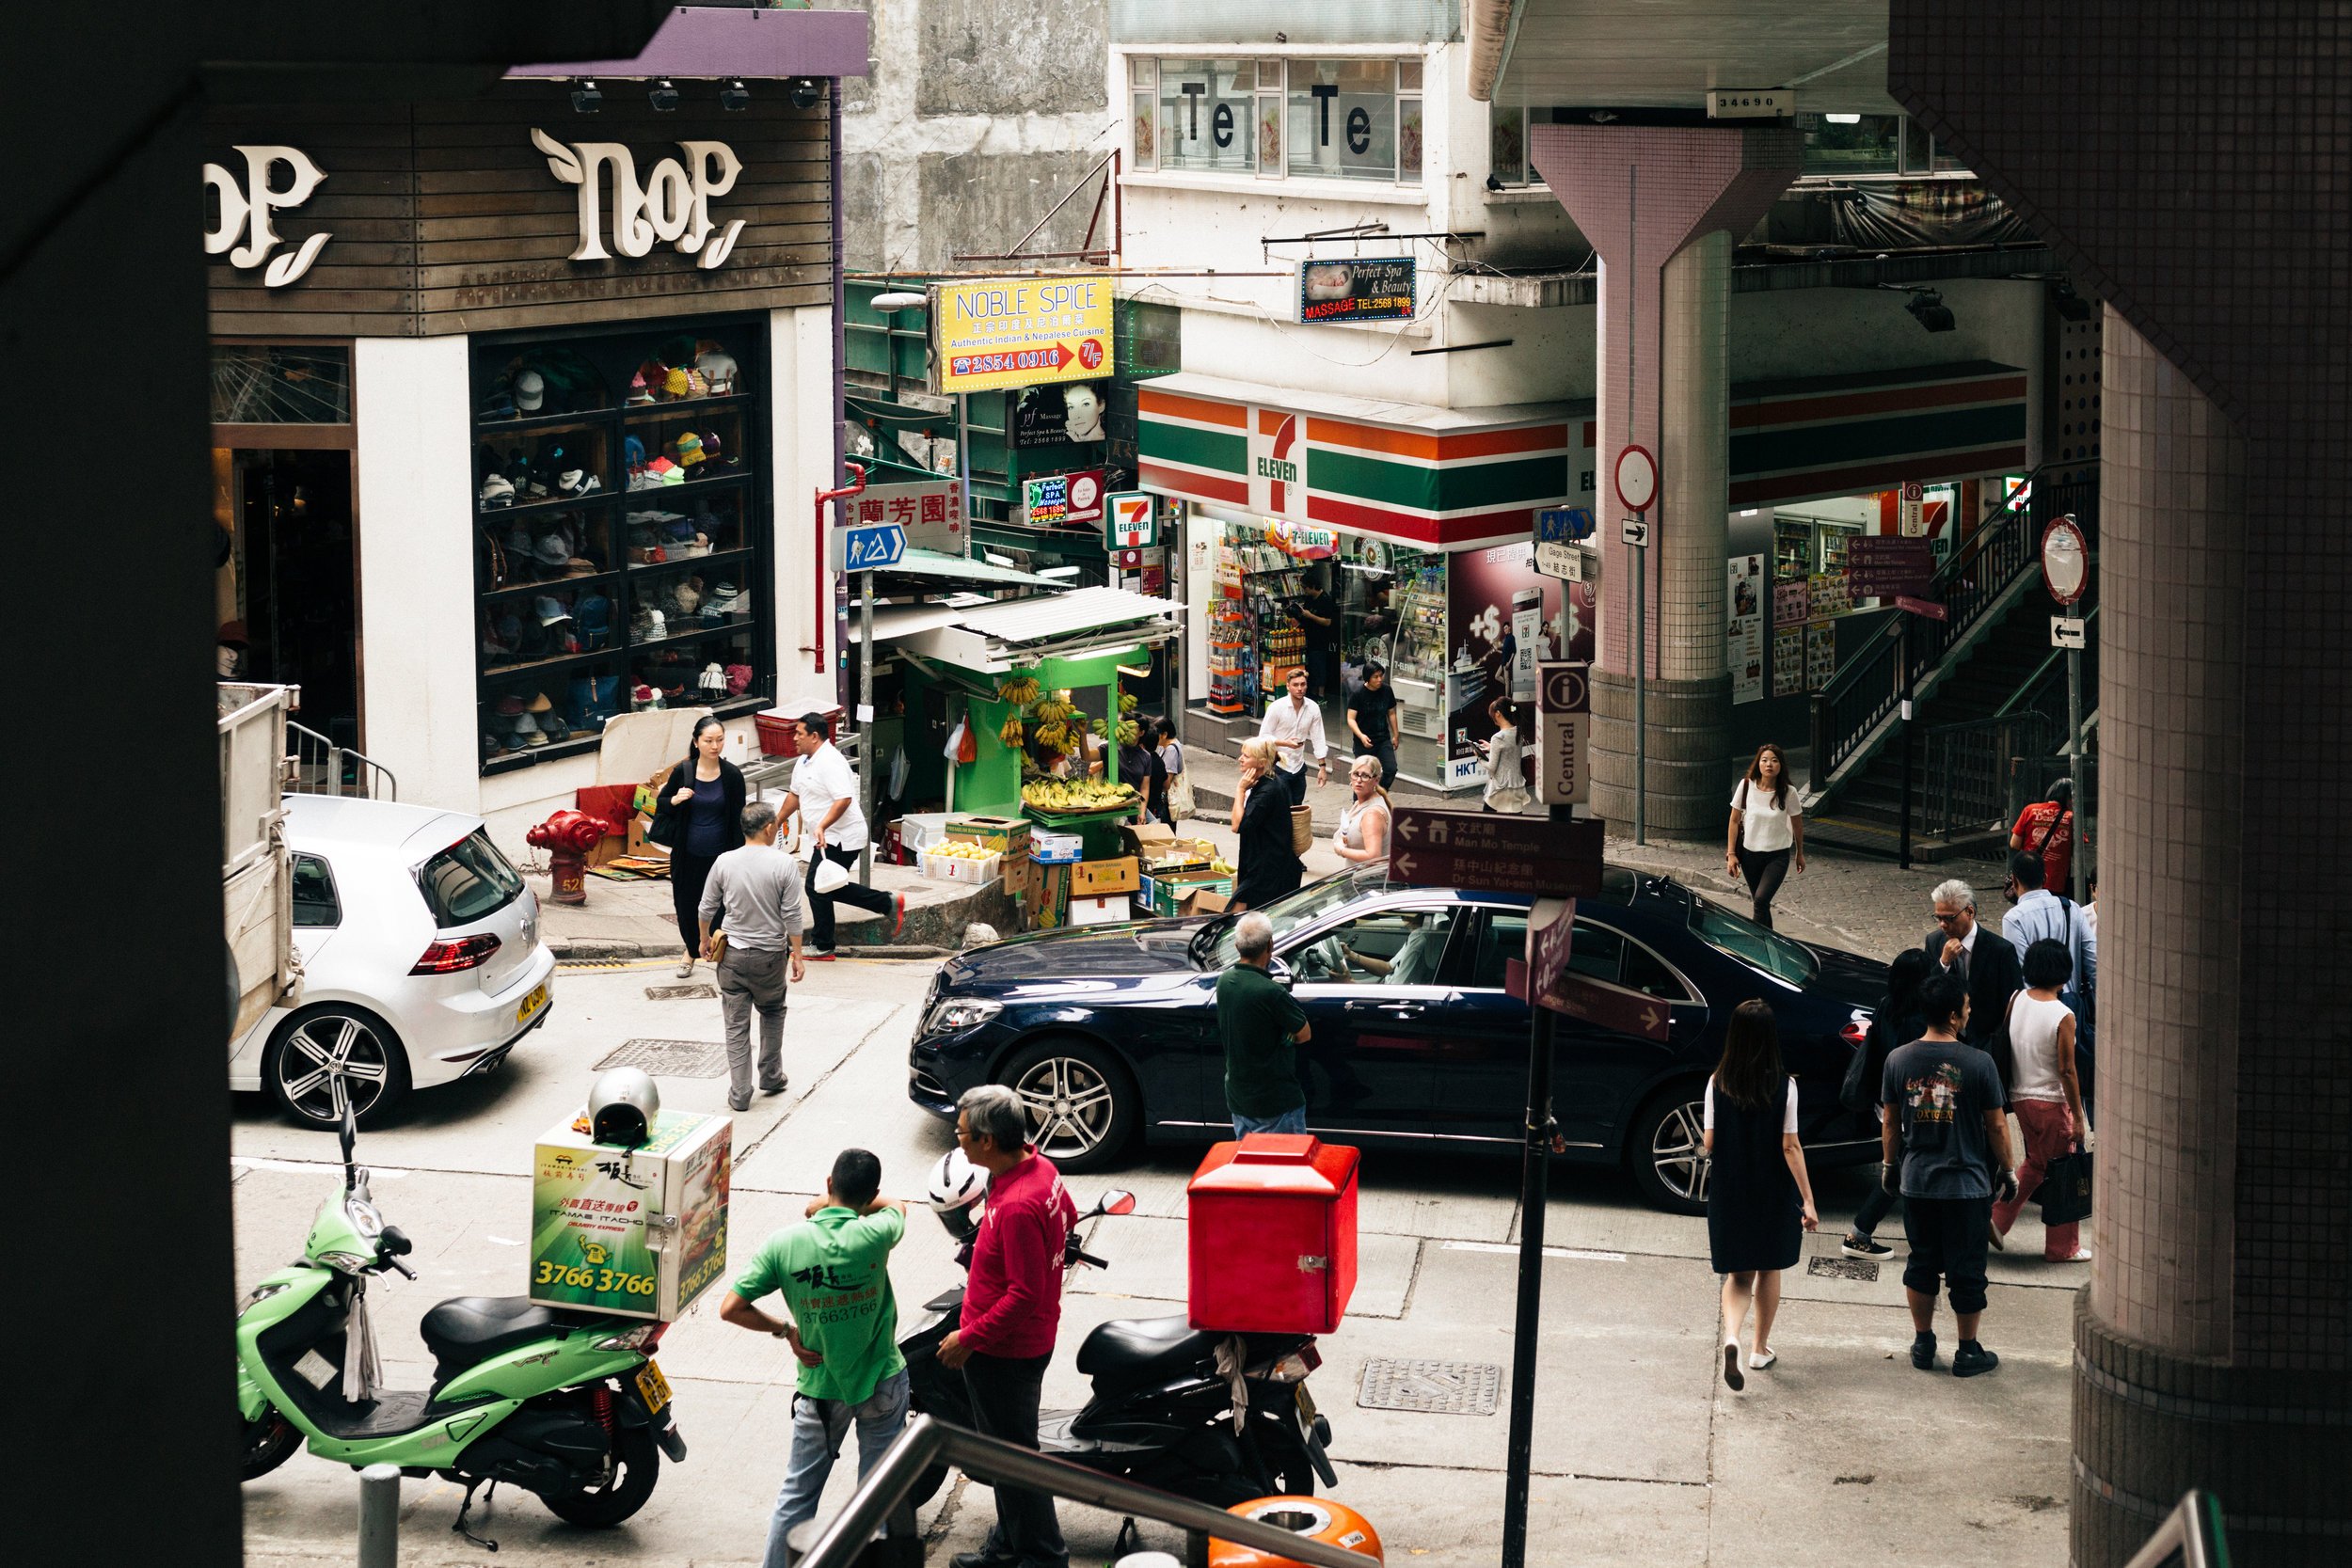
532,129,747,271
203,146,330,288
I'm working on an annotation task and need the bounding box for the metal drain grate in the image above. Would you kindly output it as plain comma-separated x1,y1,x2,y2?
1808,1256,1881,1282
593,1038,729,1079
644,983,718,1001
1357,1358,1502,1416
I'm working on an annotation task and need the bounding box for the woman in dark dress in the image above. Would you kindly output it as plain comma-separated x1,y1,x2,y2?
650,715,747,977
1704,1000,1819,1390
1228,738,1302,911
1839,948,1931,1260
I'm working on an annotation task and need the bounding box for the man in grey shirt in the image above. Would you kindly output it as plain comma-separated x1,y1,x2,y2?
699,802,808,1111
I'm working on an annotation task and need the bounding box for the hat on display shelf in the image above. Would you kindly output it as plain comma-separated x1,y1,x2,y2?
624,435,648,471
672,579,703,614
527,691,554,713
541,712,571,742
479,473,516,508
564,557,599,578
514,370,547,412
699,662,727,697
494,694,526,718
675,431,705,466
694,348,739,395
725,662,754,695
558,468,600,499
516,712,548,746
631,683,663,711
663,367,691,399
533,596,572,627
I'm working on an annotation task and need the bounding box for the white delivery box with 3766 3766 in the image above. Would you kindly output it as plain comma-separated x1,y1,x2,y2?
531,1108,732,1321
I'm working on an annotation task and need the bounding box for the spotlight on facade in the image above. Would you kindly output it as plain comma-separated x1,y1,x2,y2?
720,79,750,112
788,77,824,110
569,79,601,114
648,78,680,113
1905,289,1957,332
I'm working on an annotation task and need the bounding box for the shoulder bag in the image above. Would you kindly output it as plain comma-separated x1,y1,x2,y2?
644,765,685,848
2004,808,2065,903
1982,989,2023,1089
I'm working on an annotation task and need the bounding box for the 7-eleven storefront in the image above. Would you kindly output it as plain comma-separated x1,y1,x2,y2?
1138,375,1596,793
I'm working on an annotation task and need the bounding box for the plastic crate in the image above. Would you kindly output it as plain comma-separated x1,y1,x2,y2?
755,712,798,756
921,847,1001,884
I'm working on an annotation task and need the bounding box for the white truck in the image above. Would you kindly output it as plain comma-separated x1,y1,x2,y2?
219,682,303,1038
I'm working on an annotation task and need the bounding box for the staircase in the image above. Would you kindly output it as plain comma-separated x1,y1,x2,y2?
1804,467,2097,861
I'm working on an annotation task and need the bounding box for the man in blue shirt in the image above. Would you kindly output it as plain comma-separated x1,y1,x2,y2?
720,1148,908,1567
2002,850,2097,1112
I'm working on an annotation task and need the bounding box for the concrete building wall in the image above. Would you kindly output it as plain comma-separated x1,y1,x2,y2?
830,0,1116,273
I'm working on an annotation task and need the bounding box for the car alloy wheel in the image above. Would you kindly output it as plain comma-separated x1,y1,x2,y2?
270,1007,402,1127
1011,1053,1120,1164
1648,1096,1710,1207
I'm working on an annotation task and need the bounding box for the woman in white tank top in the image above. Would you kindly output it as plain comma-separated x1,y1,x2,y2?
1992,937,2091,1261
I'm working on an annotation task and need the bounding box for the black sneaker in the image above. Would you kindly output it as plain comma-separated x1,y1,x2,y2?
1952,1340,2000,1378
1911,1331,1938,1370
1842,1233,1893,1259
759,1076,788,1097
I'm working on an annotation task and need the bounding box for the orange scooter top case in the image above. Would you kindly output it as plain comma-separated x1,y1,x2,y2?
1186,1134,1359,1334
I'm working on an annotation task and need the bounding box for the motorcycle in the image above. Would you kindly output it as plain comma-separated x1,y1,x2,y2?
900,1185,1340,1510
234,1103,687,1544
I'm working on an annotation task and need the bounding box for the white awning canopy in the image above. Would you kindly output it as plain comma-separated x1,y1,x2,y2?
851,586,1187,673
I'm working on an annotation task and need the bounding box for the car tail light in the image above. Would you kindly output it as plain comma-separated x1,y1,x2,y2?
411,933,502,974
1839,1019,1869,1050
596,1322,669,1353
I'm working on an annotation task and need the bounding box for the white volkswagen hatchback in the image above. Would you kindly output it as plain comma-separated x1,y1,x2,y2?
230,795,556,1128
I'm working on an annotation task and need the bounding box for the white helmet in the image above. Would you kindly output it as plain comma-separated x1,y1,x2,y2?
588,1067,660,1146
926,1148,986,1212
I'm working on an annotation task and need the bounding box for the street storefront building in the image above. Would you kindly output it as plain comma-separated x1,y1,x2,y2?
204,8,866,847
1138,376,1597,793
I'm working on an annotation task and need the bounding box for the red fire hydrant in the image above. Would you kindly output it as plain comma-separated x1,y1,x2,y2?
529,809,607,906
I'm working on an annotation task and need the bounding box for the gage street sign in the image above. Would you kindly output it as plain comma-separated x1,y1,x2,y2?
1387,810,1604,898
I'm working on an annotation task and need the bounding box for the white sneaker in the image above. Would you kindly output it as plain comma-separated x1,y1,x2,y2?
1748,1350,1777,1370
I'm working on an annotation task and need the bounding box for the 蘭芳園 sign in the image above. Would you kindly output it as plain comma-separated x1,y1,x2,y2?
845,480,964,555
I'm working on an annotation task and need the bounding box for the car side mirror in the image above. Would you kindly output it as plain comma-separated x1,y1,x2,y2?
1099,1190,1136,1216
1268,957,1295,990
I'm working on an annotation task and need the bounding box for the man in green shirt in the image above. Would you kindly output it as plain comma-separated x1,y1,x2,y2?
1216,910,1312,1136
719,1148,908,1567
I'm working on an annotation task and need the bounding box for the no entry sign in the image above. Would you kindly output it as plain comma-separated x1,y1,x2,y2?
1613,445,1657,513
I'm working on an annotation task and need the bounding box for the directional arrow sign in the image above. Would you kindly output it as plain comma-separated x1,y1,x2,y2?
840,521,906,571
1388,811,1605,898
1539,971,1673,1040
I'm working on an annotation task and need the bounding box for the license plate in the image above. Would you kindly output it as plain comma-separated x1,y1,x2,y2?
1295,1383,1318,1427
635,1360,672,1416
516,983,549,1024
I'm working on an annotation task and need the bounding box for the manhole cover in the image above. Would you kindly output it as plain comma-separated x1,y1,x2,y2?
1808,1256,1880,1282
1357,1359,1502,1416
593,1038,728,1079
644,983,718,1001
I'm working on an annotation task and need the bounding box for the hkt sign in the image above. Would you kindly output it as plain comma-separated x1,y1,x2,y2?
204,146,330,288
532,129,746,270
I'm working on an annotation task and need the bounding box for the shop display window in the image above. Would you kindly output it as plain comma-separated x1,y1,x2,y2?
469,320,768,773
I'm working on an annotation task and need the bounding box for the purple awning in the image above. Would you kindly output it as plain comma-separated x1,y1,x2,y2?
507,6,869,80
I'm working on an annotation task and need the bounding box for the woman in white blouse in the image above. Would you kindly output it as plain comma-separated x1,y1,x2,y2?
1725,742,1804,929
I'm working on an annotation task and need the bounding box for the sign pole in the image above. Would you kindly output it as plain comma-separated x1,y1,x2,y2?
858,568,877,885
1899,617,1915,871
1501,876,1566,1568
956,394,972,529
1633,515,1647,847
2066,644,2085,904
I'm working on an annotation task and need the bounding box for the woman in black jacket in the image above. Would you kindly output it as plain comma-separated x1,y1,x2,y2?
1838,947,1931,1259
1228,738,1302,911
650,716,747,977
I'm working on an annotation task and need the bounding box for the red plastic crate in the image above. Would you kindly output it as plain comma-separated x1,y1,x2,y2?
755,712,798,756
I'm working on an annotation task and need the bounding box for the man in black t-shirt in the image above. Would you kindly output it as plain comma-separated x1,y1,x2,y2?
1346,662,1401,789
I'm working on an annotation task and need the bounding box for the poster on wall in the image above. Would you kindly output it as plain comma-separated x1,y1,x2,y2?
1809,571,1852,619
1772,578,1808,628
1445,543,1588,784
1726,553,1765,705
1805,622,1837,689
1011,380,1109,447
1772,626,1806,697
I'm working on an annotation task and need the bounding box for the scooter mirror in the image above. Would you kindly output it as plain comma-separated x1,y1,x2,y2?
1100,1190,1136,1216
339,1100,358,1190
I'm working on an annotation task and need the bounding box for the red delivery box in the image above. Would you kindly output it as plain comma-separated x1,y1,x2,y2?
1186,1134,1359,1334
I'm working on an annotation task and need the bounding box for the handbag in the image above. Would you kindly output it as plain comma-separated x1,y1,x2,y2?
1290,803,1314,857
1839,1020,1879,1115
1166,767,1197,822
644,767,684,848
2038,1145,2093,1226
1982,990,2022,1089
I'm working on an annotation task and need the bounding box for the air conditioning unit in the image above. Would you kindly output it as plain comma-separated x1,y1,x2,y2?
1708,89,1790,119
1402,708,1438,738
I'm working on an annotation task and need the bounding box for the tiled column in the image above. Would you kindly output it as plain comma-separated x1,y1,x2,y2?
1531,125,1798,835
2073,315,2351,1566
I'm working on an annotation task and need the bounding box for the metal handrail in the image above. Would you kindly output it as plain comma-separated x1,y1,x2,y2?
1916,711,2058,839
791,1414,1371,1568
286,721,398,801
1808,463,2098,797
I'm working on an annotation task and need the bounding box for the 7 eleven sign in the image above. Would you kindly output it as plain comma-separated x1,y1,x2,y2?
1250,409,1306,519
1105,491,1156,548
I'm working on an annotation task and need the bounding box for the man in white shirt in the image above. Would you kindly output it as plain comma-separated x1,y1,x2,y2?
1255,667,1329,807
778,713,903,959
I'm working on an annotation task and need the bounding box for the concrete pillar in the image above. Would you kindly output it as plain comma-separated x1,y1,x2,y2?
2073,313,2350,1566
1530,125,1798,837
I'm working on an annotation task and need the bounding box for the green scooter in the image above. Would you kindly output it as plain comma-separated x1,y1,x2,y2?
235,1103,686,1542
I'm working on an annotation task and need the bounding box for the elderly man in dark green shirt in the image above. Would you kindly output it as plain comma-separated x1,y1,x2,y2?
1216,910,1312,1136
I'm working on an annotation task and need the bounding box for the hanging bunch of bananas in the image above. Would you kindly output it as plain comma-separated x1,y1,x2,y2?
1031,696,1075,726
996,711,1027,747
1090,716,1143,747
998,670,1042,706
1118,691,1138,716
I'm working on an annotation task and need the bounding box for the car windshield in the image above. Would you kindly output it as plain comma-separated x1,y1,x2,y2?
417,829,524,927
1200,873,1375,969
1688,895,1817,986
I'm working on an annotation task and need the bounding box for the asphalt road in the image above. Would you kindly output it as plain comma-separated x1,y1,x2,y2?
233,940,2079,1567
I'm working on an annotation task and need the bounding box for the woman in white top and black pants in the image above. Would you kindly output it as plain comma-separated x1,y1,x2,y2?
1726,741,1804,928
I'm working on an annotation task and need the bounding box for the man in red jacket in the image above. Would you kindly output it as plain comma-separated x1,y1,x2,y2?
936,1084,1080,1568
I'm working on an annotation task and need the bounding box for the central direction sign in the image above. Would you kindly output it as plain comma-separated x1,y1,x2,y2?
1534,661,1590,807
1388,811,1604,898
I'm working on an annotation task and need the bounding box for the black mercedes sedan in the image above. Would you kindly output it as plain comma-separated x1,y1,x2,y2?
907,865,1887,1213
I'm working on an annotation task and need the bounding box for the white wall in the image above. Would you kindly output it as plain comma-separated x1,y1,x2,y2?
355,336,481,816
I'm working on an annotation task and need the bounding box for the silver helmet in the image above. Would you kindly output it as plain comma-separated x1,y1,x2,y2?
588,1067,660,1146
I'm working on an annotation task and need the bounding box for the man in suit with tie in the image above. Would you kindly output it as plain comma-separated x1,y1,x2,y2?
1921,879,2023,1052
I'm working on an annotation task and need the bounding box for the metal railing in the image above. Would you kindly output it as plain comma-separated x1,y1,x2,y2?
788,1415,1371,1568
1915,711,2058,840
286,721,398,801
1808,464,2098,798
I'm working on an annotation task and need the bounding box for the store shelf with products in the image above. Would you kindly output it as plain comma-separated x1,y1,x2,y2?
1206,547,1253,717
